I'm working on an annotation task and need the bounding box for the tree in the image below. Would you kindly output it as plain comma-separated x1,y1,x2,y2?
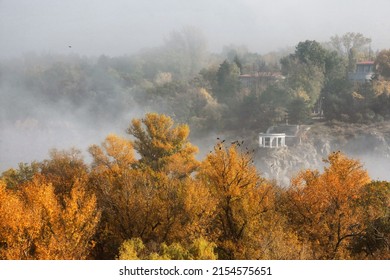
89,114,212,259
330,32,372,72
39,148,88,201
126,114,214,245
295,40,328,69
284,152,371,259
127,113,199,176
233,55,243,74
281,41,329,107
375,49,390,79
330,32,372,57
350,181,390,259
322,78,355,120
288,97,311,124
117,237,217,260
0,179,35,259
0,176,100,260
215,60,241,104
29,177,100,259
88,134,138,259
162,26,208,80
197,142,292,259
1,162,39,190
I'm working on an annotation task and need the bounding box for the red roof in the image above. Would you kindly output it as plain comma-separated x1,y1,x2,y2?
357,61,374,65
239,72,283,78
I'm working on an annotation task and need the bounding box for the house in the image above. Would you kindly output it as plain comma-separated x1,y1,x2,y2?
259,124,301,148
258,132,286,148
348,61,375,83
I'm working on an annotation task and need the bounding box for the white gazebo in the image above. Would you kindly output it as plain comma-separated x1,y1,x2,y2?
259,133,286,148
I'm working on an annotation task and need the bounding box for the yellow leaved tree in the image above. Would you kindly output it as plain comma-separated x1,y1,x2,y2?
89,113,215,259
197,142,303,259
284,151,371,259
0,175,100,259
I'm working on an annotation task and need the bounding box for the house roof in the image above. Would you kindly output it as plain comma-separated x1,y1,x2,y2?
356,61,374,65
239,72,283,78
266,125,300,136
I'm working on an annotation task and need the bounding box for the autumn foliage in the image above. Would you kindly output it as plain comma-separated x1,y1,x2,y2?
283,152,372,259
0,176,99,259
1,113,390,259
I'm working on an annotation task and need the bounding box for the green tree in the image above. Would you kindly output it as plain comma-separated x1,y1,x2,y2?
288,97,311,124
215,60,241,104
295,40,328,69
1,162,39,190
281,41,328,107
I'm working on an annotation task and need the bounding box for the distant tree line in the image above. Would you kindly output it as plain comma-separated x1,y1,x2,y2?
2,30,390,138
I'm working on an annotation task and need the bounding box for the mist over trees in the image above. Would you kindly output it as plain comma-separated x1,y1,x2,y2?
2,28,390,259
2,30,388,142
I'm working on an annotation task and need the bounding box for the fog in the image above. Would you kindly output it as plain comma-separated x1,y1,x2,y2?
1,0,390,182
0,78,146,170
1,0,390,58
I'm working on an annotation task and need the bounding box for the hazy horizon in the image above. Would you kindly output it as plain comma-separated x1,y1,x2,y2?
1,0,390,58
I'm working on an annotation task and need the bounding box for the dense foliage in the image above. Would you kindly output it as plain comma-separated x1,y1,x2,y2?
1,113,390,260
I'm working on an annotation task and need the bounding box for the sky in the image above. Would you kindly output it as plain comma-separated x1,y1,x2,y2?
1,0,390,58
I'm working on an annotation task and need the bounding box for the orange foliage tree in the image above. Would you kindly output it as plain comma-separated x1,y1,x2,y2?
88,134,138,258
89,114,214,259
0,176,100,259
284,151,371,259
350,181,390,259
39,148,89,199
197,142,302,259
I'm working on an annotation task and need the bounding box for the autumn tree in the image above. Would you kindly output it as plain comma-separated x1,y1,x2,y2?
350,181,390,259
375,49,390,79
117,237,217,260
127,113,199,175
39,148,89,200
0,147,99,260
0,179,36,259
0,176,100,260
197,142,302,259
284,152,371,259
125,113,211,244
88,134,137,259
89,114,213,259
